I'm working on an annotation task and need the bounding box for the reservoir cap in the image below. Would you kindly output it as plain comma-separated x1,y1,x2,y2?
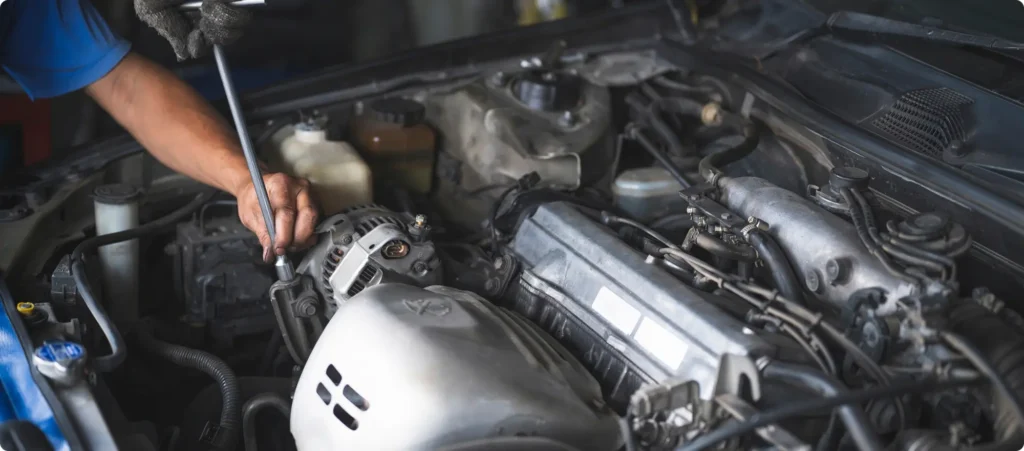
369,98,426,126
93,184,142,205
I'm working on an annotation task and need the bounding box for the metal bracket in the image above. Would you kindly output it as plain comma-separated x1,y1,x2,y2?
269,275,320,364
628,378,700,419
713,354,763,401
680,185,748,231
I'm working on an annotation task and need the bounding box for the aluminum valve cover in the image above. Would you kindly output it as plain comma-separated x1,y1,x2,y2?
509,202,773,403
291,283,621,451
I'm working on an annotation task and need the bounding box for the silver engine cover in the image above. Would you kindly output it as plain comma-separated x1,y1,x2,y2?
291,283,621,451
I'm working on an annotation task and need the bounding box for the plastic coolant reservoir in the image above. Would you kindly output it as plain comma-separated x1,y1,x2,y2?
268,122,372,216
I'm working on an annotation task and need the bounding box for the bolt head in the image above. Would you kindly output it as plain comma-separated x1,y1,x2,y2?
559,111,577,127
701,103,723,126
294,298,318,317
340,235,353,245
805,270,822,293
413,261,428,273
488,72,509,87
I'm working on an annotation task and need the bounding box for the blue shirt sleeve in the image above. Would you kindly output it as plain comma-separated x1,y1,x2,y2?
1,0,131,99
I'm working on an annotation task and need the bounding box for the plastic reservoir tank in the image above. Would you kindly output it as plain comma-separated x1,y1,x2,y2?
268,120,372,216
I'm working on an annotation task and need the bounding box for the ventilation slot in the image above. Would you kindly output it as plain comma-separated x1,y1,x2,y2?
871,87,974,159
333,404,359,430
320,247,345,296
343,385,369,411
326,364,342,386
354,216,405,236
316,383,332,405
346,264,380,297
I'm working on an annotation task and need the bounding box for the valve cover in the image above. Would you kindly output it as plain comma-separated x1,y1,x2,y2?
290,283,620,451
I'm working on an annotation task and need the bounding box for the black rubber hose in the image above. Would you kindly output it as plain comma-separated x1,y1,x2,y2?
645,95,707,170
698,121,761,184
603,213,681,251
898,431,1024,451
676,376,980,451
137,328,240,451
763,362,883,451
841,189,920,285
625,91,702,175
649,212,694,231
70,261,126,373
628,125,693,188
693,231,757,262
883,236,957,280
652,76,720,98
242,393,291,451
71,190,215,372
746,230,805,306
940,327,1024,441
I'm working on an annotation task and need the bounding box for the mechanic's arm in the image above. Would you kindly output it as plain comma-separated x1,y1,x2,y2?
85,52,318,257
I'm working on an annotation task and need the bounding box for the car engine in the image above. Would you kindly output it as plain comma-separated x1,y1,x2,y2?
2,45,1023,451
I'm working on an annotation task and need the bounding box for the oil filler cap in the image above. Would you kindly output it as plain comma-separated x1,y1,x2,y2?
513,70,581,111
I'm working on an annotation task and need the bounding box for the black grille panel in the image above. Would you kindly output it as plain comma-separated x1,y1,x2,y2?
347,264,380,297
872,87,973,158
340,204,406,236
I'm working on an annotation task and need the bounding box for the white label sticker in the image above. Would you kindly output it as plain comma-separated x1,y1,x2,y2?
634,317,688,370
592,287,640,335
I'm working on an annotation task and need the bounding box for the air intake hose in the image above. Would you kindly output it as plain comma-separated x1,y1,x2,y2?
136,328,240,450
698,120,761,185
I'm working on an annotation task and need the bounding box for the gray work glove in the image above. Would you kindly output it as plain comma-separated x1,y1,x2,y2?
134,0,251,60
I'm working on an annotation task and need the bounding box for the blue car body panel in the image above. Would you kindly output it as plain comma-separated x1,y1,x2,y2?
0,281,69,451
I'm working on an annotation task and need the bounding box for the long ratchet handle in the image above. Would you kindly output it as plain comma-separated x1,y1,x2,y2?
213,45,276,245
212,45,295,281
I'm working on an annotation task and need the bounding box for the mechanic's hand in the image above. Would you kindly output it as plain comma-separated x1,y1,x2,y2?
134,0,251,61
234,173,319,262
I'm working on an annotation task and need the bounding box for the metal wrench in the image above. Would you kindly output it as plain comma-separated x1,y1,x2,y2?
177,2,294,280
212,45,296,282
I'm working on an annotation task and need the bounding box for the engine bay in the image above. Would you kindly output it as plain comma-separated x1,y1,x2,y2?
2,43,1024,451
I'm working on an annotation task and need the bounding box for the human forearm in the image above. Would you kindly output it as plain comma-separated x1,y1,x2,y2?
85,52,252,196
86,52,318,255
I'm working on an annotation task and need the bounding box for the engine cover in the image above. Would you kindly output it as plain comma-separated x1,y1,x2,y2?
290,283,620,451
509,202,772,406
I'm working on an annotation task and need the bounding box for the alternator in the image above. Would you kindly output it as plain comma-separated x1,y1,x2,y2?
298,205,442,317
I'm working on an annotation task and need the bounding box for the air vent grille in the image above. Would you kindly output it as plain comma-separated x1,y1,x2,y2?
346,264,380,297
353,216,404,236
339,204,406,236
872,87,974,158
321,247,345,296
317,363,369,432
